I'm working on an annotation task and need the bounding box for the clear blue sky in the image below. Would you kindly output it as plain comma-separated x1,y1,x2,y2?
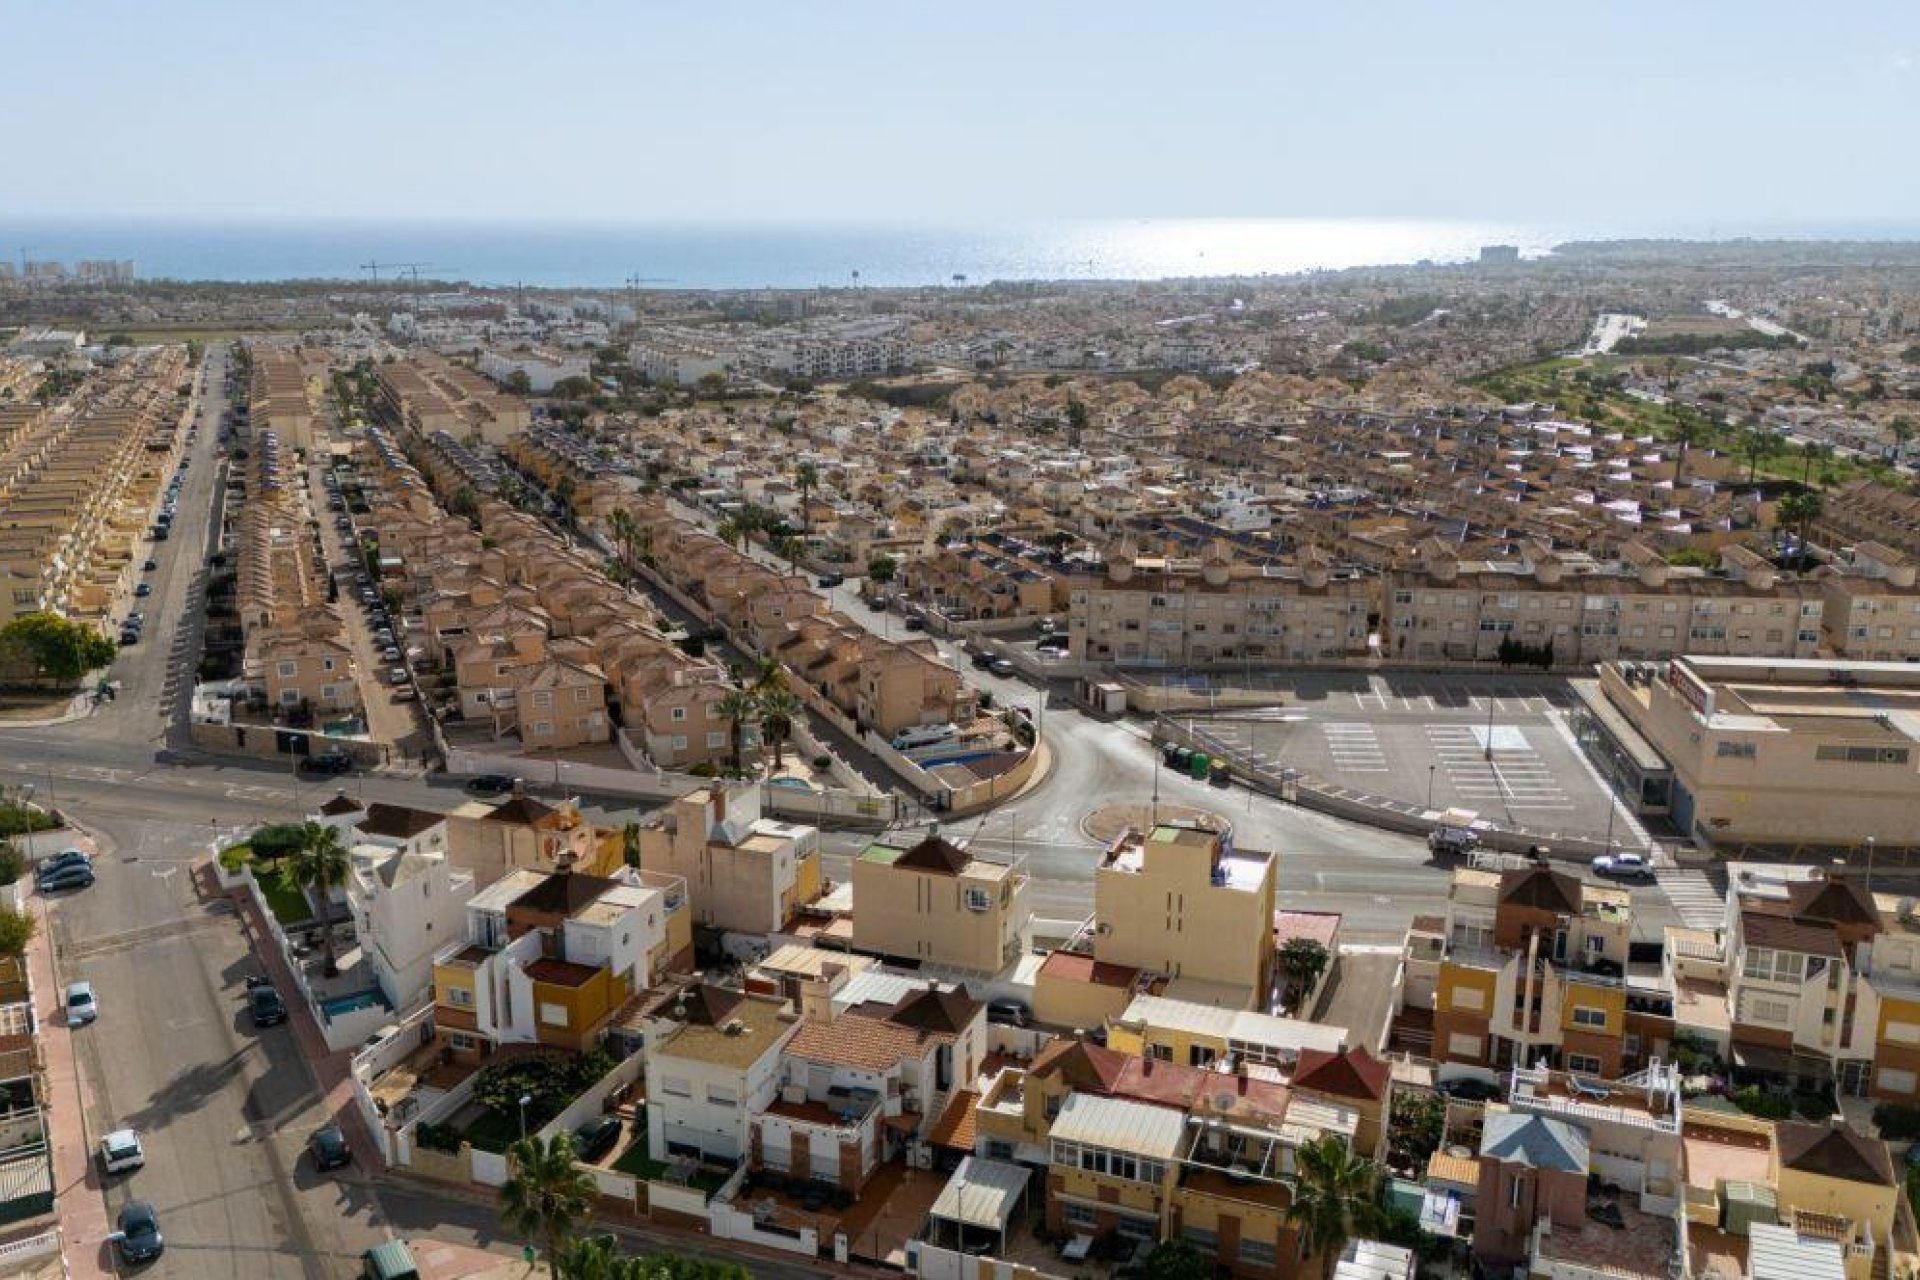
8,1,1916,225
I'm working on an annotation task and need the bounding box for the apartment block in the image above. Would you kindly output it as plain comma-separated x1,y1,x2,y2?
850,832,1030,974
1819,542,1920,662
374,352,530,445
1069,539,1370,666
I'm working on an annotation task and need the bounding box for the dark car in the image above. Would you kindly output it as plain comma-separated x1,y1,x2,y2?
113,1201,164,1265
142,559,158,571
1436,1077,1499,1103
36,849,92,881
969,652,995,669
308,1124,352,1171
300,751,353,775
573,1115,622,1163
987,998,1030,1027
37,863,95,892
816,574,844,588
903,616,927,631
249,984,288,1028
464,774,517,796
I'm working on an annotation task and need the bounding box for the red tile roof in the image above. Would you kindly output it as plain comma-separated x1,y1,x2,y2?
1293,1047,1390,1101
1038,950,1140,989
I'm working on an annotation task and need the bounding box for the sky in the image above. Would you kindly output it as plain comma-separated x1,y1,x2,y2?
6,1,1918,226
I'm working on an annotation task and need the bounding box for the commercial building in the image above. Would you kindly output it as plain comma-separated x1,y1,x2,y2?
1576,656,1920,847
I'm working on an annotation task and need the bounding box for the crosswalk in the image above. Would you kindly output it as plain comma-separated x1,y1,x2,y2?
1425,723,1573,811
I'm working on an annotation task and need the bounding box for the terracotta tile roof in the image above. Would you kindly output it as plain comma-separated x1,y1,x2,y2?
526,957,599,988
1786,876,1881,929
318,793,364,816
1293,1047,1391,1102
893,835,971,876
1776,1121,1894,1186
883,986,981,1036
1038,950,1140,989
1273,911,1341,949
1740,910,1843,958
484,794,558,825
358,802,445,841
1028,1039,1129,1093
785,1015,941,1073
929,1090,979,1151
1114,1057,1290,1120
511,871,618,917
1498,865,1583,915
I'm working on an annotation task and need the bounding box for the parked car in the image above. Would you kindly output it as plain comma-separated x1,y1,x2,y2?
1592,851,1655,882
134,582,152,597
142,559,158,572
387,667,409,685
573,1115,623,1163
903,616,926,631
816,573,844,589
99,1129,145,1175
112,1201,164,1265
986,999,1030,1027
969,652,994,669
299,751,353,775
248,983,288,1028
381,646,402,663
988,657,1018,677
119,629,140,647
39,862,96,892
1436,1077,1499,1103
464,774,517,796
36,849,92,881
308,1124,352,1171
67,981,98,1025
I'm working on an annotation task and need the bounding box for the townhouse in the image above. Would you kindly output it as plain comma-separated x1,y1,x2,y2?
1405,860,1674,1078
430,866,680,1064
316,797,474,1012
849,831,1030,974
635,785,824,937
373,352,530,445
641,984,802,1167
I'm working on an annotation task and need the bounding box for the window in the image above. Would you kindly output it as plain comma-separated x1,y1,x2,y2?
446,987,474,1008
661,1076,692,1098
964,887,992,912
1879,1067,1917,1095
1447,1032,1482,1058
277,661,298,678
1567,1053,1603,1074
706,1085,738,1107
574,687,591,704
1450,985,1486,1013
1816,745,1911,765
1182,1226,1219,1253
1886,1021,1920,1045
539,1002,568,1027
670,706,687,722
1744,948,1806,983
532,691,553,709
985,1140,1015,1161
1571,1006,1607,1028
448,1032,478,1051
1716,741,1756,759
1237,1240,1277,1266
529,721,553,738
1510,1177,1523,1208
1750,997,1792,1024
706,732,726,749
1063,1204,1098,1228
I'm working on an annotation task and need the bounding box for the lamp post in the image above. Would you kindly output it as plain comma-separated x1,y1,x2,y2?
1427,765,1436,812
1866,835,1878,896
1484,690,1496,763
517,1092,533,1143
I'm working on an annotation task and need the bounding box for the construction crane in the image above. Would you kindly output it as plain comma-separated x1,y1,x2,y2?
360,261,433,284
625,272,672,288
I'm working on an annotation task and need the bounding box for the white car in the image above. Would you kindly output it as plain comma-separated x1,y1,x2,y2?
99,1129,144,1174
66,981,98,1025
1591,851,1655,881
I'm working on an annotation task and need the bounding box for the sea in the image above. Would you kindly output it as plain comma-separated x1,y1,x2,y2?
4,217,1919,291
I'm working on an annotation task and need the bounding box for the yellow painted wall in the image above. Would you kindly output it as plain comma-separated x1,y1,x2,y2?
1559,982,1627,1036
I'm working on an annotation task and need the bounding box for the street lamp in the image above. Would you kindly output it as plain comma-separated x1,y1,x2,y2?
1427,765,1436,812
1484,691,1496,763
1866,835,1878,895
518,1093,533,1142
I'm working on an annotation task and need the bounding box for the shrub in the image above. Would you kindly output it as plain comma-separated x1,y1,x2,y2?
248,823,306,860
415,1122,464,1153
217,844,254,873
811,755,831,770
0,800,55,838
1731,1085,1792,1121
0,843,20,886
1875,1103,1920,1141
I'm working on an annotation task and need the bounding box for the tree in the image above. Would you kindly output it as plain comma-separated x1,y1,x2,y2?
756,689,802,771
276,821,351,975
716,688,759,772
1778,489,1825,571
0,907,35,959
503,369,533,396
1741,427,1783,483
694,371,729,400
0,612,116,687
550,376,595,401
448,486,480,520
1801,438,1832,484
715,519,744,550
867,554,898,585
793,461,820,534
500,1132,597,1276
1286,1136,1382,1278
1893,416,1916,456
1279,938,1331,1013
1139,1239,1211,1280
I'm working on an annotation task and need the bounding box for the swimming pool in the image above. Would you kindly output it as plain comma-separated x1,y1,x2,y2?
320,988,389,1019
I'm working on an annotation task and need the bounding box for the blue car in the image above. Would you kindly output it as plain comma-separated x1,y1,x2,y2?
114,1201,163,1265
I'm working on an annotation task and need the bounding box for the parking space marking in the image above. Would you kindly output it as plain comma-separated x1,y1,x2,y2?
1425,723,1572,811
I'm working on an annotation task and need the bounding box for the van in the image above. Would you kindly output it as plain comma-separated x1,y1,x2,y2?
361,1240,420,1280
891,723,958,752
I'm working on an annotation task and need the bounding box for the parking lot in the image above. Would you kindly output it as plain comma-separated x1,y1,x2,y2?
1182,674,1640,846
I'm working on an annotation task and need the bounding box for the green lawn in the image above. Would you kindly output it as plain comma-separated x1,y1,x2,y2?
459,1108,529,1154
613,1141,669,1181
258,874,313,927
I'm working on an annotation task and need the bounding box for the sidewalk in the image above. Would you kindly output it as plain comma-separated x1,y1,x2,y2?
25,835,115,1280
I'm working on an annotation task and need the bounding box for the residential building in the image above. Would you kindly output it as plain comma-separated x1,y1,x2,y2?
1820,542,1920,662
335,801,475,1011
1088,821,1277,1010
635,785,824,936
642,984,801,1166
850,832,1030,974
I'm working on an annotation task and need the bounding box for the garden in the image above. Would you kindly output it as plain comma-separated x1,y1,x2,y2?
436,1050,619,1154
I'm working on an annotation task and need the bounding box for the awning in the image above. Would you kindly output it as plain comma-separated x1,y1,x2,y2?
928,1156,1030,1232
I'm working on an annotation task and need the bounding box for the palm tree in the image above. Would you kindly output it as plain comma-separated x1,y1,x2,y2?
1670,410,1700,486
277,821,351,976
620,821,641,868
1778,489,1826,570
715,519,743,550
716,688,759,772
1278,938,1331,1013
1741,427,1783,484
1286,1136,1381,1279
756,689,802,771
607,508,635,571
500,1132,596,1276
793,461,819,534
751,656,788,696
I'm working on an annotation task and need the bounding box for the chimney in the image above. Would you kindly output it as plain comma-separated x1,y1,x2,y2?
798,976,835,1025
